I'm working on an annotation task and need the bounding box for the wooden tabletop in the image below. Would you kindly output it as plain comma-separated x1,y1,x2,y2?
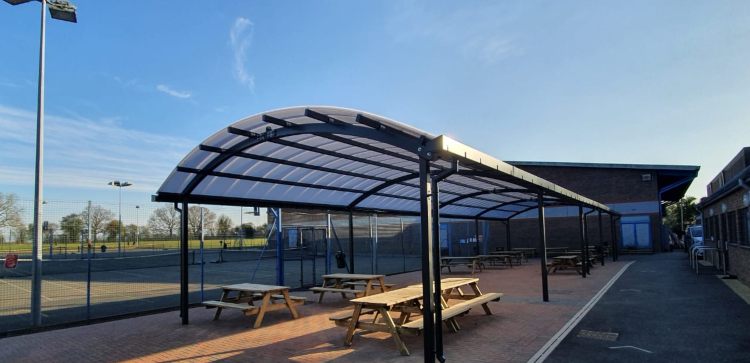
441,256,480,261
322,273,384,280
350,287,424,307
552,255,579,260
221,283,290,292
404,277,479,291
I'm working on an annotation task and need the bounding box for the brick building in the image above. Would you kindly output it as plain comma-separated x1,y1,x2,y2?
696,147,750,284
497,161,700,253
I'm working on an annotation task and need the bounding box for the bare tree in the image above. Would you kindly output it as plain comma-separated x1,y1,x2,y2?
188,206,216,237
0,192,23,229
148,205,180,238
81,205,114,242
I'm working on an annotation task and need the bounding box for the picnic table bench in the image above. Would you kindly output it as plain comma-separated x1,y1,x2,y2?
546,255,583,274
478,254,514,268
440,256,484,275
310,273,388,303
203,283,305,328
492,250,527,264
333,277,502,356
512,247,538,258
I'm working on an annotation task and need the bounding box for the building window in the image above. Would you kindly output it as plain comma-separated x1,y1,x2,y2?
740,208,749,246
727,211,737,243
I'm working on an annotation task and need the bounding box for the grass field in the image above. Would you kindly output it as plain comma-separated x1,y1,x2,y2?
1,238,268,255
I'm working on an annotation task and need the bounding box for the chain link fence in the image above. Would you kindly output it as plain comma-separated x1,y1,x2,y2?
0,199,498,334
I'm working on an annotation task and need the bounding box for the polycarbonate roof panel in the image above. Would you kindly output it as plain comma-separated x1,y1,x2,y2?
156,106,613,219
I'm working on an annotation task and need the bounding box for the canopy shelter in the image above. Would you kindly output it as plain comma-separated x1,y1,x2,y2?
155,106,616,362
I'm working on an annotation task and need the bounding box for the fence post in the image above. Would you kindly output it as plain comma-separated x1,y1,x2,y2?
86,200,92,321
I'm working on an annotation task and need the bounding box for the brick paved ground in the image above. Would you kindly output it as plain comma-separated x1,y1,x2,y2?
0,259,627,363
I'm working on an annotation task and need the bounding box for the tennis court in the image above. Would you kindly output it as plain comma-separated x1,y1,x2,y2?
0,249,421,333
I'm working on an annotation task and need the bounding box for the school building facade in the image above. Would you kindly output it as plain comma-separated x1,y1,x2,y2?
697,147,750,284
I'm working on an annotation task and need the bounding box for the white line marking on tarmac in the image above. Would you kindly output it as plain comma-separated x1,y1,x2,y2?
528,261,636,363
609,346,653,353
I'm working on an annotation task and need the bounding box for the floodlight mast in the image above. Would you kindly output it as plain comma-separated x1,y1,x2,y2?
3,0,77,327
109,180,132,255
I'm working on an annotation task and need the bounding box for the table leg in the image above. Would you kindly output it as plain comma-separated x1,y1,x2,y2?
214,289,228,321
379,307,410,356
344,304,363,346
281,289,300,319
377,277,387,293
469,283,492,315
253,292,272,329
441,295,460,332
364,279,374,297
318,278,329,303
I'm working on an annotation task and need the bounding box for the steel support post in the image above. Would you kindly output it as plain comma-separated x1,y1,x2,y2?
578,206,587,278
326,213,332,274
538,192,549,302
418,158,436,362
431,178,445,363
613,217,620,261
474,218,481,255
506,220,512,251
598,211,604,266
610,216,616,262
583,211,590,276
200,208,205,302
275,208,284,286
180,202,189,325
349,211,355,273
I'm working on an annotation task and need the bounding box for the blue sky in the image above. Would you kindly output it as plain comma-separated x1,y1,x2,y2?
2,0,750,221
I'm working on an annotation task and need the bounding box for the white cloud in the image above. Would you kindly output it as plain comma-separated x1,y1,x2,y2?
156,84,192,99
386,2,523,65
229,17,255,90
0,104,195,193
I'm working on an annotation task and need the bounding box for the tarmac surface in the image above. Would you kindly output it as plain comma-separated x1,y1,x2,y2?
547,253,750,363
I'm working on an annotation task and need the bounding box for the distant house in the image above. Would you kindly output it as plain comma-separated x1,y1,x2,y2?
696,147,750,284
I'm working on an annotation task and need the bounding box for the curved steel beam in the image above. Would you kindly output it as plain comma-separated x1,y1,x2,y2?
346,172,420,209
181,114,423,196
439,188,529,208
475,197,560,219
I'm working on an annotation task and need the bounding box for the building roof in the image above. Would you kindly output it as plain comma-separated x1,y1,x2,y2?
509,161,699,202
154,106,614,220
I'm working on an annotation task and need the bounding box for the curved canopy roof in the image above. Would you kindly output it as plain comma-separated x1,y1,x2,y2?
155,106,613,220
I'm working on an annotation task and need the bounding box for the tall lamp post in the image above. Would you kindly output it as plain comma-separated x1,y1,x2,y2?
108,180,132,254
4,0,77,327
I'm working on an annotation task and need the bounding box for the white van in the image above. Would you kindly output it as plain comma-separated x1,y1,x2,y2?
686,225,703,246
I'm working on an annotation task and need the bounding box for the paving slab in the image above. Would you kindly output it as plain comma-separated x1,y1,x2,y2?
0,258,628,362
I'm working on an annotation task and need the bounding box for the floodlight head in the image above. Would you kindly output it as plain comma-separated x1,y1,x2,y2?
47,0,77,23
108,180,132,187
4,0,36,5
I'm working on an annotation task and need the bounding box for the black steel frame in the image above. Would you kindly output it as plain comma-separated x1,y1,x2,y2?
155,107,618,362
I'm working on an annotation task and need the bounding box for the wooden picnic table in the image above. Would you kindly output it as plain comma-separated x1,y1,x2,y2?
490,250,527,264
203,283,304,328
547,255,582,274
477,254,514,268
335,277,502,355
512,247,538,258
440,256,484,274
310,273,389,303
